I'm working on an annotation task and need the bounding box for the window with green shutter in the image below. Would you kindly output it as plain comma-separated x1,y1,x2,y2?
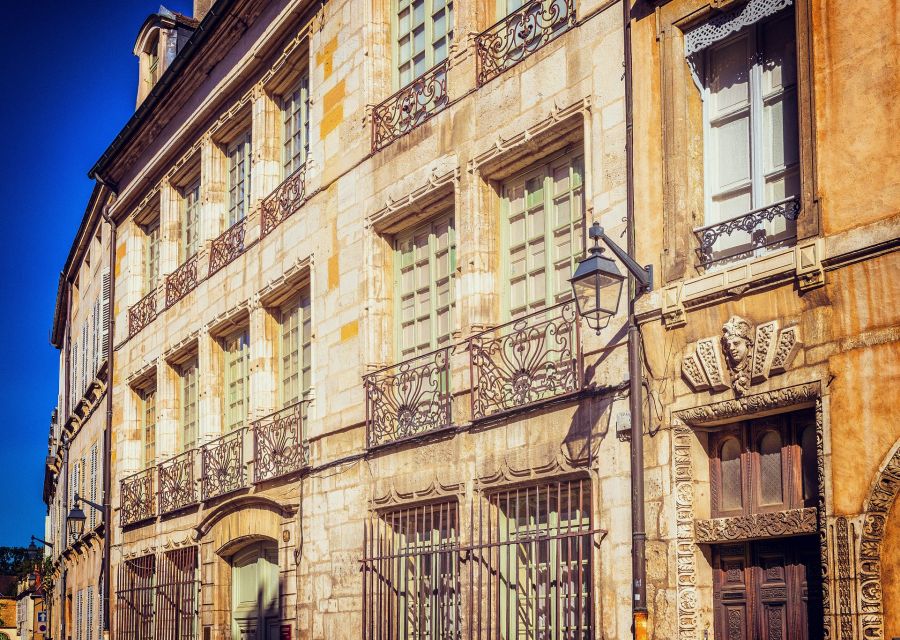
282,79,310,178
502,154,584,319
227,132,252,226
224,329,250,432
280,291,312,408
394,0,453,87
141,387,157,469
181,179,201,261
394,213,456,359
180,358,199,451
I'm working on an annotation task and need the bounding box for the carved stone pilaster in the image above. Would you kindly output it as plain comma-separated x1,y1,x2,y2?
694,507,817,544
673,424,698,640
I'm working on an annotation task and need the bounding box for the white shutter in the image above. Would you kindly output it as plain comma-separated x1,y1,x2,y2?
86,586,94,640
71,341,79,410
89,445,98,530
76,589,83,640
92,299,100,379
81,321,89,397
100,268,111,362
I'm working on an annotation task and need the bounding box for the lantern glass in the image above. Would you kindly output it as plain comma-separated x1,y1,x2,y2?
570,249,626,328
67,506,86,541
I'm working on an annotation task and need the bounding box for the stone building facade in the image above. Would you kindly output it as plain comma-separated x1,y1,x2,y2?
40,0,899,639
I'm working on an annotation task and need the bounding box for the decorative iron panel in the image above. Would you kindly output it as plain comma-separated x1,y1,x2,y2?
252,402,308,483
364,348,452,448
165,256,200,308
372,60,449,152
200,429,246,501
694,196,801,268
128,291,158,338
207,219,246,277
120,468,155,527
157,450,197,515
475,0,576,86
261,164,308,237
469,301,580,420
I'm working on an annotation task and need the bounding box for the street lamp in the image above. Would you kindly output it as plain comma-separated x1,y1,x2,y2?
570,222,652,332
66,493,102,541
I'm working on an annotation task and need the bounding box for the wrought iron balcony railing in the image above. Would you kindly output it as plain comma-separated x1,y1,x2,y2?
261,164,308,237
694,196,801,268
252,402,309,483
120,467,156,527
165,255,200,308
475,0,576,86
364,347,452,448
157,449,197,514
469,301,581,420
128,289,158,338
208,218,247,277
372,60,450,152
200,428,246,501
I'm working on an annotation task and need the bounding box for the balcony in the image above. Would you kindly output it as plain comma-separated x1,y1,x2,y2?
469,301,581,420
475,0,576,86
128,289,158,338
253,402,309,483
694,196,801,269
165,254,200,308
200,428,246,501
364,348,452,448
261,164,308,237
372,60,450,152
208,218,247,277
157,449,197,514
120,467,156,527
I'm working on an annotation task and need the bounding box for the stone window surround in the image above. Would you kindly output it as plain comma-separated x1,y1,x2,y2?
652,0,819,285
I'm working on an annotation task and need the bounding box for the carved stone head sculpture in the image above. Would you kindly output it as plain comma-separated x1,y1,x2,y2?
721,315,754,395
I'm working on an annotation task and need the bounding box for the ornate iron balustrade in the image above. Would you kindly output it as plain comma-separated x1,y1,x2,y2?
261,164,308,237
469,301,581,420
364,348,452,448
372,60,449,152
694,196,801,268
128,290,158,338
208,218,247,277
475,0,576,86
157,449,197,514
200,429,246,501
165,255,200,308
252,402,308,483
120,467,155,527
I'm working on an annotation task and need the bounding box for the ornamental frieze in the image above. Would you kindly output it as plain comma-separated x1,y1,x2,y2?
694,507,817,544
681,315,801,396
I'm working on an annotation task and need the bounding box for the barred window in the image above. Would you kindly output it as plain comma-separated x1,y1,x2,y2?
227,132,252,226
502,154,584,319
179,358,199,451
282,79,310,178
180,180,201,261
224,329,250,432
154,547,199,640
362,501,461,639
116,554,156,640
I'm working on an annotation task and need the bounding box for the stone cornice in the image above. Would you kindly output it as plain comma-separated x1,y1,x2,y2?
673,381,819,426
695,507,817,544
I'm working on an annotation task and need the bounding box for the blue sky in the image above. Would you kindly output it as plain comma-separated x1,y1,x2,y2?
0,0,193,547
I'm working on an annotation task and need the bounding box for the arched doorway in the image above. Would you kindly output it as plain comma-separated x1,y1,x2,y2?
231,540,279,640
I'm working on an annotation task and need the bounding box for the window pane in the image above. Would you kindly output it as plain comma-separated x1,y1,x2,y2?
801,425,817,502
758,430,784,505
180,359,198,451
709,37,750,114
720,438,742,511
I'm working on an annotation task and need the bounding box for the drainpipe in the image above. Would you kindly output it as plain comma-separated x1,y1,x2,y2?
623,0,649,637
99,194,117,638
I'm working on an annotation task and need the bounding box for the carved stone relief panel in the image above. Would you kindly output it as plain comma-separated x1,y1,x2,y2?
695,508,817,544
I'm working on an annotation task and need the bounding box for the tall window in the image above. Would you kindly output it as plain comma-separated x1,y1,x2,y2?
224,329,250,432
143,219,160,295
702,11,798,224
362,502,460,639
280,292,312,408
180,358,199,451
181,179,201,261
282,78,310,177
503,154,584,318
227,132,252,226
140,387,157,468
395,213,456,358
395,0,453,87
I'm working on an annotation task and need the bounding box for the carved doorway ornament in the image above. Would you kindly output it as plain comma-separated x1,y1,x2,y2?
681,316,801,396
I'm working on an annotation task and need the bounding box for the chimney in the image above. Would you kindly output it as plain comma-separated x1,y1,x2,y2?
193,0,213,20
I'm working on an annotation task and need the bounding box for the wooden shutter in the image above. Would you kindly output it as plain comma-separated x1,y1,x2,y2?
71,340,79,410
86,586,94,640
90,444,98,530
100,268,111,364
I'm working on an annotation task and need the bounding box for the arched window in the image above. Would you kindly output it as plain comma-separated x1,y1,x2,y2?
758,430,783,506
720,437,743,512
145,32,160,86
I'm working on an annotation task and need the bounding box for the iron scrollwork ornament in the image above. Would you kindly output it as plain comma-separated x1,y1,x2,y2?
128,290,158,338
165,255,199,308
470,301,580,420
157,449,197,514
208,219,247,276
372,60,449,152
120,468,155,527
200,429,246,500
365,348,452,447
253,402,308,483
261,164,308,237
475,0,575,86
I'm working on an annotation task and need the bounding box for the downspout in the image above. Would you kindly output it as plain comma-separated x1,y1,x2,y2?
623,0,648,637
99,194,117,638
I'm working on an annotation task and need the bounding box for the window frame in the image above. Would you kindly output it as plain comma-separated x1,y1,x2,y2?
392,0,454,89
223,329,250,433
179,357,199,451
180,178,201,262
281,77,311,179
139,385,157,470
226,131,252,226
142,218,161,296
279,290,312,409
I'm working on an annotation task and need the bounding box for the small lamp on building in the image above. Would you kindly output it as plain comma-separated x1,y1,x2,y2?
66,493,101,541
569,222,652,332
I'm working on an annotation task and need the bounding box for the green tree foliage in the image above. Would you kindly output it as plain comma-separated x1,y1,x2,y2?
0,546,40,595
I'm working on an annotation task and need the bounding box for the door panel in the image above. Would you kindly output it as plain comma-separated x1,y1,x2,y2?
714,545,750,640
